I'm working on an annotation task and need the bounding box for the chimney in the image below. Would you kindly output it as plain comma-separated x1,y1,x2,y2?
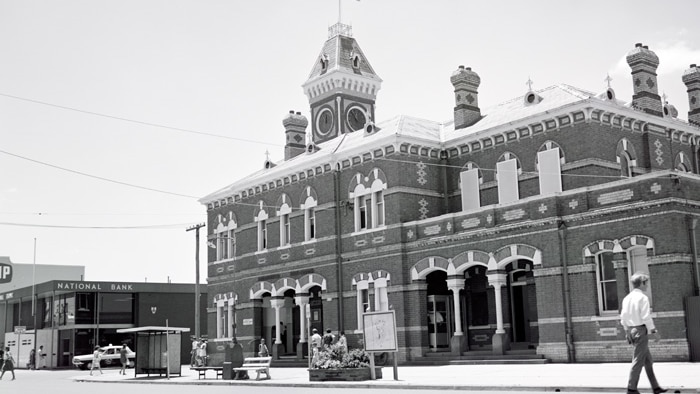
682,64,700,127
626,43,663,117
283,110,308,160
451,65,481,129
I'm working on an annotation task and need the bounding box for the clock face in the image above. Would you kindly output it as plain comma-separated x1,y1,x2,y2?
347,107,366,131
316,108,334,136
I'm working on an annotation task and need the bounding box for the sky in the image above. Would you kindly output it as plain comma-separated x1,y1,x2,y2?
0,0,698,284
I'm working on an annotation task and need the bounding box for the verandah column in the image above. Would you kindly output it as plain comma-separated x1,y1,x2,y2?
270,297,285,359
294,294,310,359
446,277,466,354
486,272,508,355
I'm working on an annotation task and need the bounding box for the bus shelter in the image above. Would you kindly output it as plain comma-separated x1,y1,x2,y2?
117,326,189,378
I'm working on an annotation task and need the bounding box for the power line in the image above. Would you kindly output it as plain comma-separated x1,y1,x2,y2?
0,92,280,147
0,148,200,199
0,221,197,230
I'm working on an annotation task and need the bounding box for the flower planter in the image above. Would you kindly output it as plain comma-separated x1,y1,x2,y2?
308,367,382,381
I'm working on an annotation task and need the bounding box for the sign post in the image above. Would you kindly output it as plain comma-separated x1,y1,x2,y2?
362,310,399,380
305,304,311,370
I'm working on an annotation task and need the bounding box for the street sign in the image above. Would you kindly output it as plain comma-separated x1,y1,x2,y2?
14,325,26,334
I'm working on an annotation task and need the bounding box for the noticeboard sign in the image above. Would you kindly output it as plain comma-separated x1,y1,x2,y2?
0,263,12,284
362,310,398,352
14,326,26,334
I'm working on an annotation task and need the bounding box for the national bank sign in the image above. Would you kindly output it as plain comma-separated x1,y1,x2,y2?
0,262,12,284
55,281,135,292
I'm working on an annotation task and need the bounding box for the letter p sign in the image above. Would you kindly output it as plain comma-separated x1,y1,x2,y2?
0,264,12,283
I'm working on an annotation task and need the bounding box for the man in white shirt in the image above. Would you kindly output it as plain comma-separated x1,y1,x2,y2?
620,272,667,394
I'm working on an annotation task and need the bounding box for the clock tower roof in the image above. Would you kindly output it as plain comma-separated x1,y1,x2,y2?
303,23,382,97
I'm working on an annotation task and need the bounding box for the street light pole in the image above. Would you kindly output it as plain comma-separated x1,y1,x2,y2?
187,223,206,339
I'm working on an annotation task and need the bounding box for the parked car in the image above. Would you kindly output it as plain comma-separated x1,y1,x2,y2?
72,345,135,370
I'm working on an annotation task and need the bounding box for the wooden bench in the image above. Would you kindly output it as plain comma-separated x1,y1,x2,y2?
190,366,223,380
233,357,272,380
142,367,167,377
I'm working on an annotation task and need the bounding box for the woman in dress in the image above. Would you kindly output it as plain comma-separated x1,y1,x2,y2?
0,347,15,380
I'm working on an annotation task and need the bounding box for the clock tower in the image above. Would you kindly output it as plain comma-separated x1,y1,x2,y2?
303,23,382,145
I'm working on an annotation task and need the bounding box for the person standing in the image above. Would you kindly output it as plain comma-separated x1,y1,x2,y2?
0,347,15,380
310,328,322,364
190,337,199,366
38,345,46,369
322,328,335,349
119,344,128,375
89,346,103,376
258,339,269,357
28,348,36,370
620,272,667,394
337,331,348,353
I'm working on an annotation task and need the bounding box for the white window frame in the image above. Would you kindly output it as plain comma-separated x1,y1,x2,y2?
255,209,269,252
595,251,619,314
628,247,653,307
355,277,389,331
301,195,318,242
227,229,236,260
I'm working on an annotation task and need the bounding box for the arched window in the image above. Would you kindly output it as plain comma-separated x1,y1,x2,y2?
616,139,637,177
276,194,292,247
496,152,521,204
460,162,482,211
254,201,269,252
215,212,237,261
537,141,564,195
675,151,691,172
349,168,387,232
300,186,318,242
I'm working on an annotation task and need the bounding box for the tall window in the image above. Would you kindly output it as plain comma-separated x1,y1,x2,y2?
350,169,387,232
616,139,637,178
358,195,369,230
537,142,564,195
628,248,653,307
227,229,236,259
280,213,290,246
217,232,228,261
255,205,269,252
373,190,385,227
596,252,619,312
307,207,316,241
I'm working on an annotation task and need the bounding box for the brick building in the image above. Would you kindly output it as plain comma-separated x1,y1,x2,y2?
200,24,700,363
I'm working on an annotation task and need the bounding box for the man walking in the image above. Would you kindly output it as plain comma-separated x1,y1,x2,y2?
620,272,667,394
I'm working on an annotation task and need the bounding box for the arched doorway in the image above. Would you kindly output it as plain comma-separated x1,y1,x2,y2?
308,286,323,335
506,259,536,348
426,271,452,351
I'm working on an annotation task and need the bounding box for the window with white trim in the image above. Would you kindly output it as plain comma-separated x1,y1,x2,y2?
355,276,389,331
277,195,292,247
628,247,653,307
255,206,269,252
596,251,619,312
227,229,236,259
616,139,637,178
357,195,369,231
351,178,387,232
301,191,318,242
373,190,385,227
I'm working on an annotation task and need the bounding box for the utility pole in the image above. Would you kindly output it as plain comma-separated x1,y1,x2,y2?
187,223,206,339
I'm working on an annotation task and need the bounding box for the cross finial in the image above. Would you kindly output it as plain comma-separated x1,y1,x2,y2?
265,149,270,161
662,91,668,104
605,73,613,89
526,76,534,91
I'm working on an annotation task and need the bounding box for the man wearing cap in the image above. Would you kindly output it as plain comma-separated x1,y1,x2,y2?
620,272,667,394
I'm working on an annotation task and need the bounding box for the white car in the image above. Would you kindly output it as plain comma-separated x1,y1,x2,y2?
72,345,135,370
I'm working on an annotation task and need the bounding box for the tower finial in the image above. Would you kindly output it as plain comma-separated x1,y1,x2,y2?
605,73,613,89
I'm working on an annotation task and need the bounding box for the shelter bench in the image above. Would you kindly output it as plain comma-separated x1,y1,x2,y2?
142,367,168,377
191,366,223,380
233,357,272,380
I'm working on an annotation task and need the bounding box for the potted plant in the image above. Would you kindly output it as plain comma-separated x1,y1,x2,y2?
308,342,382,381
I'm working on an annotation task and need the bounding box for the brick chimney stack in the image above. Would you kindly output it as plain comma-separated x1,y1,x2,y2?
451,65,482,129
283,110,308,160
626,43,663,117
682,64,700,127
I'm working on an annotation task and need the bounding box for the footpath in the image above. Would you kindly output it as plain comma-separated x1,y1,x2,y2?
73,362,700,392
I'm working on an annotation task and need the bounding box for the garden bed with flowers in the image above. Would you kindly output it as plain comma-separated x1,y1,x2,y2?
308,342,382,381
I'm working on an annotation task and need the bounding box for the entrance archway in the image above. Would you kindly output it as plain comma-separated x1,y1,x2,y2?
505,259,536,348
426,271,452,351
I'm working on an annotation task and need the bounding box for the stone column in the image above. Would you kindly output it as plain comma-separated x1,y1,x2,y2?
270,297,285,359
487,272,508,354
446,277,466,354
295,294,310,359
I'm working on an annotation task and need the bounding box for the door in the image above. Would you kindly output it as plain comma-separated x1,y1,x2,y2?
686,296,700,361
509,269,532,347
427,295,452,350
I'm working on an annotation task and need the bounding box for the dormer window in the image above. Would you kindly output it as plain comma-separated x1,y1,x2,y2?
353,54,360,69
320,54,329,74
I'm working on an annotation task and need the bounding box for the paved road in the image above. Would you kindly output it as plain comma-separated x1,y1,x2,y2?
0,366,599,394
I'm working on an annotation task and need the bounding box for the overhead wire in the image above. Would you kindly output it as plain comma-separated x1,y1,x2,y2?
0,92,280,146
